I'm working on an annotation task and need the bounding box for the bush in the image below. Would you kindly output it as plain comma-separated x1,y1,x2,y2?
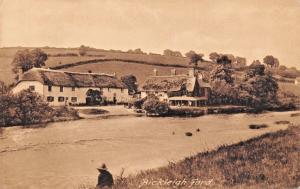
249,124,268,129
0,89,79,127
169,108,205,117
142,98,169,116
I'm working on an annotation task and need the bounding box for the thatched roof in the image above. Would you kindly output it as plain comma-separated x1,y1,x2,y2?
19,68,127,88
141,75,196,92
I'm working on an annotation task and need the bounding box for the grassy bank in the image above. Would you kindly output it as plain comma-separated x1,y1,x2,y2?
86,125,300,189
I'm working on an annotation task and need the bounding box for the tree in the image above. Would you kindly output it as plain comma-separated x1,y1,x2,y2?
13,89,53,125
245,64,265,79
186,51,204,68
210,65,234,84
224,54,236,64
31,48,48,68
209,62,236,104
239,66,279,109
235,56,247,68
86,89,102,105
164,49,183,57
209,52,220,63
79,45,88,56
142,97,169,116
250,60,262,67
263,55,279,68
216,55,232,66
121,75,138,94
11,48,48,78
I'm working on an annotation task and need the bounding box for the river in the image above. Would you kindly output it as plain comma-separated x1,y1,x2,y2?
0,111,299,189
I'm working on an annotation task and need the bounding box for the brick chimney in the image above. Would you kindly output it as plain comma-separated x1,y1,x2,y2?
171,69,177,76
153,69,158,76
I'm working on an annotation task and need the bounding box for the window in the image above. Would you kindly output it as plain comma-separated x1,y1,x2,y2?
58,97,65,102
29,86,35,91
121,88,124,93
48,86,52,92
47,96,54,102
108,88,110,92
72,87,75,91
71,97,77,102
60,86,64,92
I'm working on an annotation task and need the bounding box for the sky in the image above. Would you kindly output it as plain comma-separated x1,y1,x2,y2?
0,0,300,68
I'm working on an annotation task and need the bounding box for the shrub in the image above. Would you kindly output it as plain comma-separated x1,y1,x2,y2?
249,124,268,129
142,98,169,116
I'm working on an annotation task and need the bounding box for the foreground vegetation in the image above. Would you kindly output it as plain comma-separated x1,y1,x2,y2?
86,125,299,189
0,86,80,127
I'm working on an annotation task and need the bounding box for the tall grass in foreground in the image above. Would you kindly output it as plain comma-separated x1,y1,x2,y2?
80,125,300,189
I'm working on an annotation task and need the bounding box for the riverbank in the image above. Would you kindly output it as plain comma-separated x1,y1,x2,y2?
1,111,299,189
111,125,300,189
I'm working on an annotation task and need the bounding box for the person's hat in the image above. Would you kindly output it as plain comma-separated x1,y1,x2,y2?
97,163,107,171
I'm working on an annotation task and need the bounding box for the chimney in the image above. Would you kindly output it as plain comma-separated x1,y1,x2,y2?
188,68,195,77
153,69,158,76
171,69,177,76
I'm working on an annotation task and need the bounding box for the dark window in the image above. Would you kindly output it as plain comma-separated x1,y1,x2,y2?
121,88,124,93
47,96,54,102
29,86,35,91
72,87,75,91
108,88,110,92
48,86,52,92
60,86,64,92
71,97,77,102
58,97,65,102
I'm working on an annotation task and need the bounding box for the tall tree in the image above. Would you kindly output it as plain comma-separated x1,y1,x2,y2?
121,75,138,94
209,52,220,63
11,48,48,78
216,55,232,66
239,65,279,109
186,51,204,68
263,55,279,68
79,45,88,56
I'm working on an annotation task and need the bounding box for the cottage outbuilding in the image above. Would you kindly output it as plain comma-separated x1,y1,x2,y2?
141,69,211,106
13,68,130,106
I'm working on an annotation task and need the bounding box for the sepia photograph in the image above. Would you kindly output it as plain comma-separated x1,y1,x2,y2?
0,0,300,188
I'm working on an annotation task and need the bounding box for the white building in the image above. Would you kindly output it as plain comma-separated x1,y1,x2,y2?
13,68,130,106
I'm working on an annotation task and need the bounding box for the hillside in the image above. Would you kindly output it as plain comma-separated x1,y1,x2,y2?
1,47,300,97
0,47,190,84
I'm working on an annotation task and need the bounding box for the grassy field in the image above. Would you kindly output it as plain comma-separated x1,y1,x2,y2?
63,60,189,85
0,47,190,84
102,125,299,189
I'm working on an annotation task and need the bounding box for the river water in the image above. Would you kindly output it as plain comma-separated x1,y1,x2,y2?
0,111,299,189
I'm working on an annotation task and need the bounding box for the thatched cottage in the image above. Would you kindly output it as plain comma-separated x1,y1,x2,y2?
141,69,211,106
12,68,130,106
